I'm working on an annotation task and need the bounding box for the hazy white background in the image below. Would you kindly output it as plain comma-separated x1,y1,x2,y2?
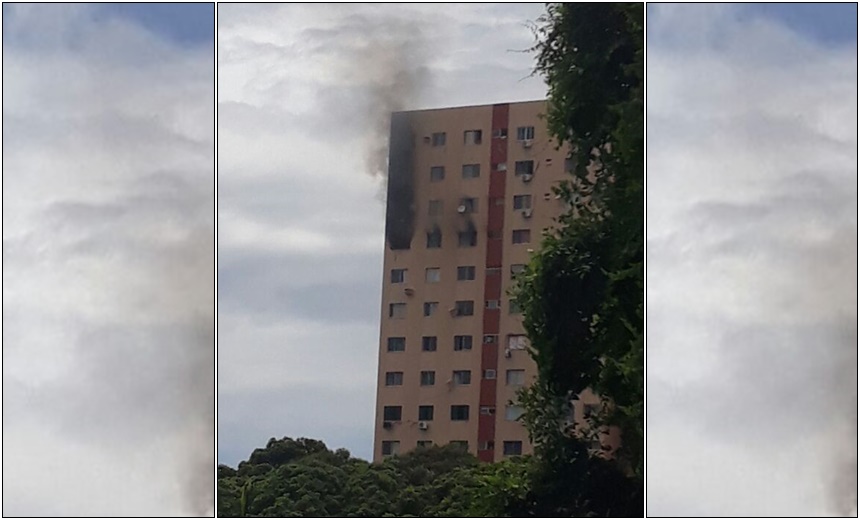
217,3,550,465
3,4,214,516
647,4,857,516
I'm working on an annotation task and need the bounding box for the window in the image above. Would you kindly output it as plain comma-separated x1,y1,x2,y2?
493,128,508,139
506,369,526,386
462,164,481,179
417,440,433,448
480,406,496,416
478,440,495,451
453,335,473,351
387,337,406,352
452,370,471,385
432,132,446,146
483,369,497,379
508,335,530,350
423,302,438,317
425,267,440,283
451,405,470,421
428,199,443,216
449,440,469,451
516,126,535,140
420,370,436,386
503,441,523,456
418,405,434,421
457,266,476,281
430,166,445,182
509,300,522,314
389,303,406,318
488,229,502,240
453,301,474,316
512,229,531,244
486,300,500,309
382,440,400,456
564,157,576,172
486,267,501,276
495,162,507,172
505,405,525,421
427,229,442,248
422,336,437,352
459,197,478,213
482,334,498,344
513,195,532,210
458,230,477,247
515,160,534,176
464,130,482,144
390,268,406,283
385,372,403,386
383,406,402,421
510,264,526,278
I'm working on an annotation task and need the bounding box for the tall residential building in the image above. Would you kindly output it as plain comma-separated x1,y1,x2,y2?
373,100,604,463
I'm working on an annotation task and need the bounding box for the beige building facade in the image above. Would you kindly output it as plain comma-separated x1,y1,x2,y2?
373,100,603,463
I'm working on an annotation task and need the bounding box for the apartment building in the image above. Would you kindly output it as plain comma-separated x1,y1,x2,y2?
373,100,604,463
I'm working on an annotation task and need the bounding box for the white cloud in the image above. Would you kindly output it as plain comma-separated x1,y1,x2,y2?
647,5,857,516
3,5,213,516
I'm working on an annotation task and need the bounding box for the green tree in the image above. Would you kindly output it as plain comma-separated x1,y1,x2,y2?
517,2,643,478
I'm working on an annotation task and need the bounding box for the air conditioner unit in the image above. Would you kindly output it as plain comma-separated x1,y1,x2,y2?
383,421,393,429
418,421,429,431
449,308,458,317
521,174,533,183
522,209,533,219
457,205,467,214
504,349,512,358
404,287,415,296
423,136,431,142
522,139,533,148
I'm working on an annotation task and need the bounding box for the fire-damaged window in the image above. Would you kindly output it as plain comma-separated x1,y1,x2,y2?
389,303,406,319
458,230,477,247
431,132,446,146
464,130,482,144
428,199,443,216
427,228,442,248
453,301,474,317
515,160,534,176
454,335,473,351
516,126,535,140
430,166,445,182
462,164,481,179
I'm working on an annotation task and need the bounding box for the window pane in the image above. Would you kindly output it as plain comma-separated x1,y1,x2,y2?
423,302,438,316
389,303,406,318
506,369,525,386
390,268,406,283
387,337,406,352
385,372,403,386
457,266,476,281
427,229,442,248
454,335,473,351
505,405,524,421
453,370,471,385
514,160,534,175
432,132,446,146
450,405,470,421
428,199,443,215
422,336,437,352
418,405,434,421
383,406,402,421
425,267,440,282
462,164,480,178
512,229,531,244
503,441,522,456
420,371,435,386
430,166,445,181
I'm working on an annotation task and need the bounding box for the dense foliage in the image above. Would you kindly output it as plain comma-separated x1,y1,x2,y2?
516,1,644,478
217,437,640,517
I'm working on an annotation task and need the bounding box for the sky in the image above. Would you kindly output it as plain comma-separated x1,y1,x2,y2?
217,3,548,466
3,3,214,517
646,3,857,517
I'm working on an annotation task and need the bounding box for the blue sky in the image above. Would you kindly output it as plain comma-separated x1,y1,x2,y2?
741,3,857,45
3,3,214,47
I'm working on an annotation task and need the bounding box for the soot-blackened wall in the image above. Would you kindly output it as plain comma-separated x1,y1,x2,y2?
385,112,415,250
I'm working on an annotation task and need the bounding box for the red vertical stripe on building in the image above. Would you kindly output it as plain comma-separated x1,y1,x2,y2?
477,103,509,462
